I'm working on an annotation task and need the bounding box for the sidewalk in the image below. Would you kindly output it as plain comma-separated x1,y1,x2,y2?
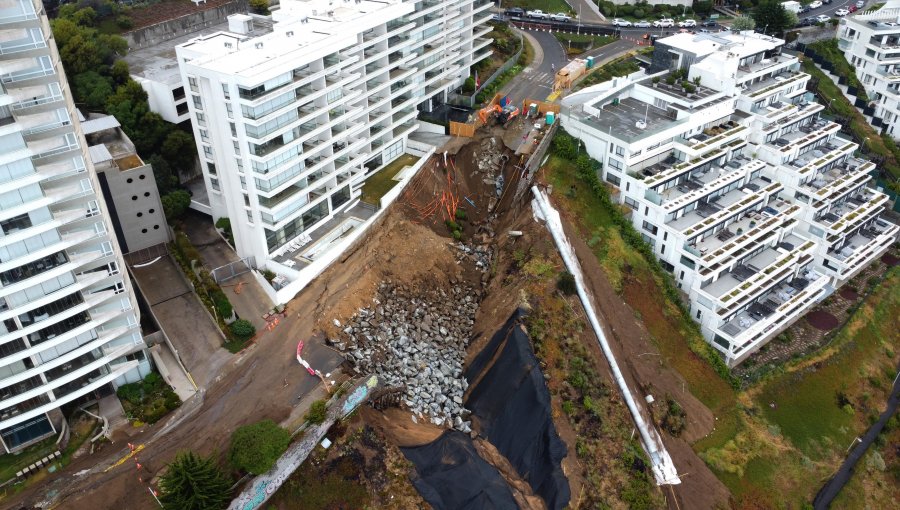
149,344,197,402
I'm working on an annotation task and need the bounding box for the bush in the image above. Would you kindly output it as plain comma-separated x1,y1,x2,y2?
455,208,467,221
463,76,476,93
230,319,256,340
557,271,577,296
306,400,328,424
262,269,276,283
215,217,231,231
159,452,231,510
229,420,291,475
116,15,132,29
249,0,270,15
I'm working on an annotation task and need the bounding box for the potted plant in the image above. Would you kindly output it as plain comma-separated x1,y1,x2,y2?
750,220,757,228
693,76,701,86
737,228,744,235
653,76,660,88
666,75,676,86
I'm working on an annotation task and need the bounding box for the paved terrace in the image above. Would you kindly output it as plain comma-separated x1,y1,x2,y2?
579,96,679,141
691,197,794,255
701,232,806,299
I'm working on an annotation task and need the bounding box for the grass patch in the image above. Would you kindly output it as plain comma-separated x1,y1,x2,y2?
503,0,573,14
553,33,616,56
117,372,181,425
360,154,420,205
573,55,640,91
0,437,57,483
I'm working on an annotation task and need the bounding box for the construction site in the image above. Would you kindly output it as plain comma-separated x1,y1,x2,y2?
8,103,731,510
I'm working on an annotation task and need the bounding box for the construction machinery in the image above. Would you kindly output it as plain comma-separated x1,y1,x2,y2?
497,104,519,127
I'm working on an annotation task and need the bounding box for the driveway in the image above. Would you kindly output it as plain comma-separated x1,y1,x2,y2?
181,210,274,330
130,257,231,389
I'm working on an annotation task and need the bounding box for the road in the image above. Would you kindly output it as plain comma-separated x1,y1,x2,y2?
812,364,900,509
500,29,637,102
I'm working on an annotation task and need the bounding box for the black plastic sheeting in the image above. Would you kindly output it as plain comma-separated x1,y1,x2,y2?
402,431,519,510
400,310,570,510
464,310,571,510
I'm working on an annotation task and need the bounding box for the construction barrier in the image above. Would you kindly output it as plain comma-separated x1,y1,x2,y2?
449,121,476,137
521,98,560,116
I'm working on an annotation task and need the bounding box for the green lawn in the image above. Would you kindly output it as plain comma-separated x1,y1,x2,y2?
360,154,420,205
503,0,573,15
0,438,57,483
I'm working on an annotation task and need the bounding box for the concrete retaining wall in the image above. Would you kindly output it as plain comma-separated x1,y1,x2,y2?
124,0,250,50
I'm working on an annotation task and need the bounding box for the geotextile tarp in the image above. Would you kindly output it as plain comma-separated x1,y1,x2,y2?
401,310,570,510
401,431,518,510
464,310,571,510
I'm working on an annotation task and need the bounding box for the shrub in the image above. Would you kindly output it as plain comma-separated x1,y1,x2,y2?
306,400,328,424
116,15,132,29
228,420,291,475
249,0,270,15
215,217,231,231
159,452,231,510
463,76,476,93
455,208,467,221
557,271,577,296
230,319,256,340
262,269,276,283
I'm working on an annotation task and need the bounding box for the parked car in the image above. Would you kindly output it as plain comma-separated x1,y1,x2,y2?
798,5,811,13
653,18,675,27
549,12,572,22
679,19,697,27
505,7,525,17
701,19,717,27
797,17,815,26
857,0,865,8
823,0,833,4
635,20,652,28
849,4,858,12
835,8,849,16
612,18,633,27
526,9,549,19
809,1,823,8
816,14,831,23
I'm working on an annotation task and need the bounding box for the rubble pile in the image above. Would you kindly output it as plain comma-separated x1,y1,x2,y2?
334,281,479,433
472,137,509,210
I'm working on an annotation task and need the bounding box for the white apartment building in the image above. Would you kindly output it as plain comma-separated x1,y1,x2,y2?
840,1,900,138
176,0,491,273
0,0,150,453
562,31,898,366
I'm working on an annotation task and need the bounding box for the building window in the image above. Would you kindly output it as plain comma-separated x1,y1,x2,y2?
210,178,220,192
192,95,203,110
696,309,702,320
188,76,198,92
203,145,213,157
608,158,623,171
679,255,695,270
661,244,666,254
615,145,624,156
605,173,621,186
196,112,206,125
641,220,658,235
221,83,231,99
200,129,209,142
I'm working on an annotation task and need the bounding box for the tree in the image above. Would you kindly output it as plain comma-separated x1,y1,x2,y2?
463,76,476,93
731,16,757,32
158,451,231,510
147,155,180,195
73,71,113,110
692,1,713,17
229,319,255,340
752,0,795,35
109,59,131,87
161,130,198,175
249,0,270,15
162,190,191,223
228,420,291,475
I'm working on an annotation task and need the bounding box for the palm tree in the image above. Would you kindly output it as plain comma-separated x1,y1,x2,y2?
158,451,232,510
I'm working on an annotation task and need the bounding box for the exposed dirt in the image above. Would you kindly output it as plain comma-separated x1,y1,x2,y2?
13,132,730,510
807,310,841,331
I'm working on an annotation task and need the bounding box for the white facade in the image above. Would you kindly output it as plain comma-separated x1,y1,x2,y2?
0,0,149,453
176,0,491,266
839,1,900,138
563,31,898,366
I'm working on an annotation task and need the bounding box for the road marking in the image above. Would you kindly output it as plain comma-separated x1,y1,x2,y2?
104,444,145,473
546,90,561,102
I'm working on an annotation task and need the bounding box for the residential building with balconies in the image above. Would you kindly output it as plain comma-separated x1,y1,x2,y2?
839,1,900,138
0,0,150,453
175,0,489,296
562,31,897,366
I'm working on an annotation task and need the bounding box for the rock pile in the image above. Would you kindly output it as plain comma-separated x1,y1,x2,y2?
334,281,479,433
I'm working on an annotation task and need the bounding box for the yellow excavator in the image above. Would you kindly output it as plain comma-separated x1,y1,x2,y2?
477,102,519,128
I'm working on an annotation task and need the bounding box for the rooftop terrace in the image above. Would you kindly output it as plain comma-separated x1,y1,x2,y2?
578,97,682,142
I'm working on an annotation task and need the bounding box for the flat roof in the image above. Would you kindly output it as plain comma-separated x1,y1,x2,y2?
581,97,677,141
659,31,783,59
125,16,275,87
179,0,411,79
88,144,113,164
81,116,120,135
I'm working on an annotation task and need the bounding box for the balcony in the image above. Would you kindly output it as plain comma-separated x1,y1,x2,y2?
766,118,839,154
743,70,805,99
715,268,827,345
701,235,806,299
818,191,890,240
788,137,857,178
671,178,780,234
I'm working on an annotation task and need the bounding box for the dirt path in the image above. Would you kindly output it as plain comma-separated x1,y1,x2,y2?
556,207,730,510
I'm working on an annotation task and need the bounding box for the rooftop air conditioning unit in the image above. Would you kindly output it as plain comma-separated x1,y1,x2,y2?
635,120,647,130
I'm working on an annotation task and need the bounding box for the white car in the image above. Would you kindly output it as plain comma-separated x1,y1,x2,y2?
549,12,571,22
526,9,549,19
816,14,831,23
635,20,651,28
612,18,633,27
809,1,823,8
835,8,849,15
678,19,697,28
856,0,865,7
653,18,675,28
